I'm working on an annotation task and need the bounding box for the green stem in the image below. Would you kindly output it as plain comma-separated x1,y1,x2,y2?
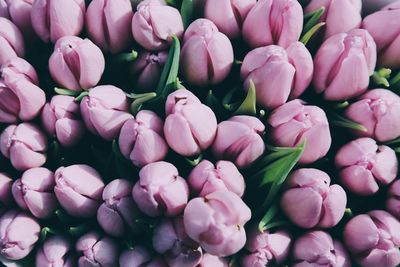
130,92,157,115
74,91,89,102
301,22,325,45
372,68,391,87
54,87,80,97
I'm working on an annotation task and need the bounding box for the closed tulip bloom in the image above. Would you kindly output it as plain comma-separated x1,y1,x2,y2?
1,57,39,85
164,89,217,156
36,236,74,267
132,161,189,217
54,164,105,217
345,89,400,142
387,180,400,220
86,0,133,53
242,0,303,48
293,231,350,267
183,190,252,257
313,29,376,100
212,116,265,168
80,85,133,140
119,246,151,267
344,210,400,267
188,160,245,197
119,110,168,167
362,0,397,15
31,0,85,43
76,231,119,267
49,36,105,91
0,173,13,206
199,254,229,267
0,18,24,65
12,167,58,219
0,210,40,260
240,42,313,109
335,138,398,195
0,0,35,39
131,0,184,51
180,19,234,87
268,100,331,164
0,123,47,171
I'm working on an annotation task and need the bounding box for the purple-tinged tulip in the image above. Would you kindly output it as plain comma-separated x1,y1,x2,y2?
49,36,105,91
387,180,400,220
180,19,234,87
0,210,40,260
268,100,331,164
240,42,313,109
281,168,347,228
31,0,85,43
86,0,133,53
335,138,398,195
313,29,376,100
131,0,184,51
12,167,58,219
147,257,168,267
1,57,39,85
36,236,74,267
0,123,47,171
188,160,245,197
119,246,152,267
76,231,118,267
119,110,168,167
293,231,350,267
0,173,13,206
54,164,105,218
164,89,217,156
0,18,24,65
344,210,400,267
97,179,142,237
80,85,133,140
0,0,35,39
183,190,251,257
305,0,362,40
132,161,189,217
242,0,303,48
199,254,229,267
212,115,265,168
345,89,400,142
41,95,85,147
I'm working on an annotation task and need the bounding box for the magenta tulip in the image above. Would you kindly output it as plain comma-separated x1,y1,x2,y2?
36,236,74,267
0,18,24,65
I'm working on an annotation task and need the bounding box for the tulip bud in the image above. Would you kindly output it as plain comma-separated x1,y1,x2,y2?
0,210,40,260
268,100,331,164
119,110,168,167
76,231,119,267
31,0,85,43
54,164,105,217
335,138,398,195
293,231,351,267
183,190,252,257
49,36,105,91
148,257,168,267
180,19,234,87
345,89,400,142
132,161,189,217
344,210,400,267
199,254,229,267
36,236,74,267
164,89,217,157
313,29,376,100
1,57,38,84
0,0,35,39
119,246,152,267
80,85,133,140
240,42,313,109
0,18,24,65
0,123,48,171
188,160,245,197
387,180,400,220
242,0,303,48
12,167,58,219
0,173,13,206
131,0,184,51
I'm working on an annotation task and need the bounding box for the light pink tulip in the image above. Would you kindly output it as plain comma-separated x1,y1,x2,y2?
387,180,400,220
0,0,35,39
119,246,151,267
0,173,13,206
36,236,74,267
199,254,229,267
1,57,39,85
0,18,24,65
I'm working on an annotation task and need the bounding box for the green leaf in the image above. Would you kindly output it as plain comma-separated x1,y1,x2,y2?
303,6,325,34
332,101,349,109
181,0,194,28
54,87,80,97
67,223,91,236
258,202,279,232
390,71,400,87
130,92,157,115
301,22,325,45
184,153,203,166
329,113,367,132
384,137,400,146
234,80,257,116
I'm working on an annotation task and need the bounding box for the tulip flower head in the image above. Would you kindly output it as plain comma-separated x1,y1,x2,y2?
36,236,74,267
0,17,24,65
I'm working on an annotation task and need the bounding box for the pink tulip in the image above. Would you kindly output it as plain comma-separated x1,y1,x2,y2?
313,29,376,100
80,85,133,140
49,36,105,91
0,18,24,65
41,95,85,147
12,167,58,219
387,180,400,220
199,254,229,267
0,0,35,39
362,0,397,15
188,160,245,197
344,210,400,267
164,89,217,156
31,0,85,43
54,164,105,217
1,57,39,85
0,210,41,260
132,161,189,217
131,0,184,51
183,190,251,256
0,123,47,171
240,42,313,109
36,236,74,267
345,89,400,142
119,110,168,167
86,0,133,53
119,246,152,267
335,138,398,195
0,173,13,206
180,19,234,86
